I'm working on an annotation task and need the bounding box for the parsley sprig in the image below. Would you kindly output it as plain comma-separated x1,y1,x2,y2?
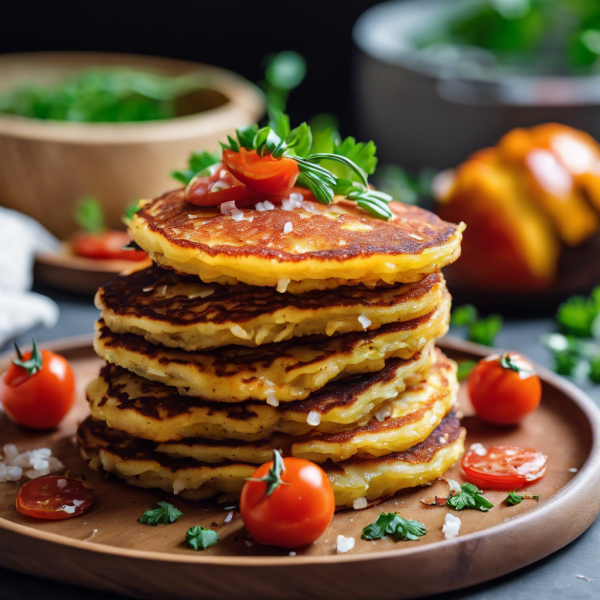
245,449,289,497
13,338,43,376
186,526,219,550
451,304,503,346
219,116,393,219
447,483,494,512
506,491,539,505
362,512,427,542
139,501,183,526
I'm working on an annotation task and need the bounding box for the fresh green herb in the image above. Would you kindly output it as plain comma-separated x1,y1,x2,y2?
262,51,307,113
447,483,494,512
186,526,219,550
362,512,427,542
451,305,503,346
456,359,477,382
0,69,212,122
245,449,289,497
171,151,221,186
375,165,435,207
506,491,539,505
73,196,106,233
139,501,183,526
556,287,600,337
12,338,43,376
122,200,141,224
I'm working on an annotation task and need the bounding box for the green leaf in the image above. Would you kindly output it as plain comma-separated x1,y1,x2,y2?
236,125,260,150
589,355,600,383
286,122,312,158
334,137,378,176
362,512,426,542
468,314,503,346
139,501,183,526
506,491,539,505
171,151,220,185
308,114,340,154
447,483,494,512
245,449,289,497
267,110,290,141
122,200,141,223
73,195,106,233
375,165,434,205
304,153,368,187
12,338,43,376
556,290,600,338
451,305,478,327
186,526,219,550
456,359,477,382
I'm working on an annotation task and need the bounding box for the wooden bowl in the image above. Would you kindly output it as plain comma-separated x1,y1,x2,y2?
0,52,265,239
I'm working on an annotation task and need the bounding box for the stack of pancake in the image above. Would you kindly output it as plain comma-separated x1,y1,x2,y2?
78,190,466,508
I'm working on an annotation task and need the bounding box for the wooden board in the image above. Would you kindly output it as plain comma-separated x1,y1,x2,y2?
1,335,599,600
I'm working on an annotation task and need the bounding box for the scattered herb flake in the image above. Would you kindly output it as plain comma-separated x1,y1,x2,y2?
506,491,539,505
451,305,503,347
447,483,494,512
139,501,183,526
362,512,426,542
186,526,219,550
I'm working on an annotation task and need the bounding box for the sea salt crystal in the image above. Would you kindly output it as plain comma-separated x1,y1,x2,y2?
0,445,63,483
62,505,77,514
172,479,186,495
289,551,297,556
470,443,487,456
439,437,447,445
358,315,371,330
282,193,304,211
230,208,245,222
353,497,368,510
255,200,275,212
283,222,293,234
336,535,355,553
301,200,321,214
220,201,237,215
307,411,321,426
277,278,290,293
224,511,234,524
266,392,279,407
442,513,461,539
447,479,462,495
569,467,579,473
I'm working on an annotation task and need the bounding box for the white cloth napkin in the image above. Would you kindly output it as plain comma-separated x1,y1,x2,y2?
0,207,60,347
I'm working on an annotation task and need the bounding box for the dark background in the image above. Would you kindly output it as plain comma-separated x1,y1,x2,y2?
0,0,384,133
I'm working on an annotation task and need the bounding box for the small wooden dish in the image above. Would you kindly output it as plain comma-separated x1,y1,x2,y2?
0,52,264,239
0,336,599,600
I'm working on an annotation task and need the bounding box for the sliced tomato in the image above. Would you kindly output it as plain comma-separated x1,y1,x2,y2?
222,148,300,195
462,445,548,490
16,476,93,520
185,164,249,206
71,231,147,261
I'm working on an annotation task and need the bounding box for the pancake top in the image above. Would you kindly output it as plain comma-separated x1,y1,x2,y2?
134,190,460,262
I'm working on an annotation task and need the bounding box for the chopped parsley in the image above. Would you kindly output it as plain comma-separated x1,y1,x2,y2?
506,491,539,505
362,512,427,542
171,151,220,186
447,483,494,512
186,526,219,550
450,304,503,346
139,501,183,526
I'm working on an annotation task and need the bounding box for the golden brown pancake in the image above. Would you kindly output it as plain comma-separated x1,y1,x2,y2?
152,351,457,463
87,344,435,442
129,190,464,292
96,266,446,351
77,415,465,507
93,293,450,402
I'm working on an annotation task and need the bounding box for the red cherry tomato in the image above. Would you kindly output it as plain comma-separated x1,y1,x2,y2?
240,454,335,548
1,347,75,429
468,352,542,425
462,445,548,490
71,230,147,261
16,476,93,519
222,148,300,196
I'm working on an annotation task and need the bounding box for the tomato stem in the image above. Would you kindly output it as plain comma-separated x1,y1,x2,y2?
12,338,43,376
500,351,534,375
246,449,290,498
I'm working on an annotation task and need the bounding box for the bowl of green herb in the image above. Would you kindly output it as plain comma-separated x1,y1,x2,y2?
0,52,264,238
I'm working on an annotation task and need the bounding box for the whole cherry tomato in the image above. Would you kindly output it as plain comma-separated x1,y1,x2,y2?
222,148,300,196
468,352,542,425
71,230,147,261
240,451,335,548
16,476,93,519
462,445,548,490
0,339,76,429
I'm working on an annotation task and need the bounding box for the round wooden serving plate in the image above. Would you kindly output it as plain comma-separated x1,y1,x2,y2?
1,335,599,600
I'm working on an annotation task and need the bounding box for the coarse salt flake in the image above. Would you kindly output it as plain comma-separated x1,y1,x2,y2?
470,443,487,456
0,445,63,483
172,479,186,495
230,208,245,221
358,315,371,330
569,467,579,473
353,497,368,510
266,392,279,407
307,411,321,426
221,201,237,214
446,479,462,495
282,194,304,211
62,505,77,514
439,437,447,445
277,278,290,293
442,513,461,539
283,222,293,234
336,535,355,553
224,511,234,524
255,200,275,212
289,551,297,556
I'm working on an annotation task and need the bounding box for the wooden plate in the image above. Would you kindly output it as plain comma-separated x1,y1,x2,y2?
1,335,599,600
34,247,147,295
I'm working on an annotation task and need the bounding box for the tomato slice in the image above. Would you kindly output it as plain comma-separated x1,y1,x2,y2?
16,476,93,519
222,148,300,195
185,164,248,206
71,231,147,261
462,445,548,490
